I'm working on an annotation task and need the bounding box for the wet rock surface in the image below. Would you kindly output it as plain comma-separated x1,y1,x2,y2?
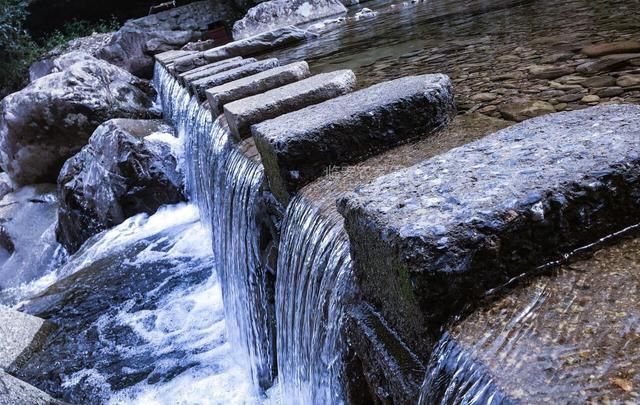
190,58,280,100
0,59,155,186
338,105,640,367
171,26,311,73
179,57,255,86
206,61,311,115
254,74,455,203
232,0,347,40
422,233,640,404
56,119,185,253
225,69,356,139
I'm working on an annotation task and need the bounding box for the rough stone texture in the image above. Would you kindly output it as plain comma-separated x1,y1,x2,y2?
0,306,52,370
29,51,99,81
232,0,347,40
172,26,310,73
337,105,640,364
0,370,61,405
422,234,640,404
56,119,185,253
0,185,60,291
190,58,280,100
0,59,155,186
206,61,311,114
179,57,254,86
98,1,237,77
225,69,355,139
581,40,640,57
253,74,455,203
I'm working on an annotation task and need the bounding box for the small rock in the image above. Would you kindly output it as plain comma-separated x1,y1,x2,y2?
581,40,640,57
577,53,640,75
498,100,556,122
541,52,574,64
555,102,568,111
582,75,617,88
617,74,640,87
595,87,624,97
497,55,520,63
557,93,584,103
557,75,587,85
550,81,584,90
528,64,575,80
580,94,600,104
471,92,498,102
355,7,377,19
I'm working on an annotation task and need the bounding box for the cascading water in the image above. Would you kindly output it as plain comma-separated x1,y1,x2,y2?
275,195,354,403
154,63,276,393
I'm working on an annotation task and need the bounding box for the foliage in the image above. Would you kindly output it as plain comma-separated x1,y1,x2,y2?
0,0,119,98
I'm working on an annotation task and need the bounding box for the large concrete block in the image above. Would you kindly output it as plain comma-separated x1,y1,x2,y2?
178,57,254,86
173,26,310,73
226,69,356,140
189,58,280,100
337,104,640,359
206,61,311,115
253,74,455,203
0,306,53,369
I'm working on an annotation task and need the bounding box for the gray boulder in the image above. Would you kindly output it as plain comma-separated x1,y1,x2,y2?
56,119,185,253
233,0,347,39
98,1,238,77
29,51,99,81
0,59,155,186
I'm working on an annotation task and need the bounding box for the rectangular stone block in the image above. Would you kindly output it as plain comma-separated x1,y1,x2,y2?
253,74,455,203
178,56,248,86
189,58,280,100
173,26,310,73
154,50,196,66
0,369,62,404
337,104,640,359
226,69,356,140
206,61,311,115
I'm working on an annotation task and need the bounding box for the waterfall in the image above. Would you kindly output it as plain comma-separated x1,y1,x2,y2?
153,63,276,393
275,196,354,403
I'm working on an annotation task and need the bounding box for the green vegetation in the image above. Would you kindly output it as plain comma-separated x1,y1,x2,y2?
0,0,119,98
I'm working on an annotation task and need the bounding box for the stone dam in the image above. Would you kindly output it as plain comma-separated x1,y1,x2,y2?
0,0,639,404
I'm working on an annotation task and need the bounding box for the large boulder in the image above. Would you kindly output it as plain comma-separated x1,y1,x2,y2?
98,1,240,77
232,0,347,39
29,51,99,82
56,119,185,253
0,59,155,186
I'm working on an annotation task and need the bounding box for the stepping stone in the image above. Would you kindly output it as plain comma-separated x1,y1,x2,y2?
189,58,280,100
225,69,356,140
206,61,311,115
179,57,253,86
337,104,640,359
154,50,197,66
173,26,310,73
253,74,455,203
0,306,53,369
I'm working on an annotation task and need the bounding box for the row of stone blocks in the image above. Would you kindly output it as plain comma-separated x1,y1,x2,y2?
155,36,640,402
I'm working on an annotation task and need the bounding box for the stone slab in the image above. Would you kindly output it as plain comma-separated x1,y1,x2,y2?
253,74,455,203
0,306,52,369
421,234,640,404
226,69,356,140
154,50,197,66
189,58,280,100
0,370,61,405
179,57,254,86
206,61,311,115
172,26,310,73
337,104,640,359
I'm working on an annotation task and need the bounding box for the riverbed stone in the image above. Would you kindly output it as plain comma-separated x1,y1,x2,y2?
206,61,311,115
581,40,640,57
528,64,575,79
225,69,356,139
190,58,280,100
582,75,616,88
576,53,640,75
337,104,640,363
498,100,555,121
179,57,254,86
595,87,624,97
617,74,640,87
253,74,455,203
172,26,310,73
